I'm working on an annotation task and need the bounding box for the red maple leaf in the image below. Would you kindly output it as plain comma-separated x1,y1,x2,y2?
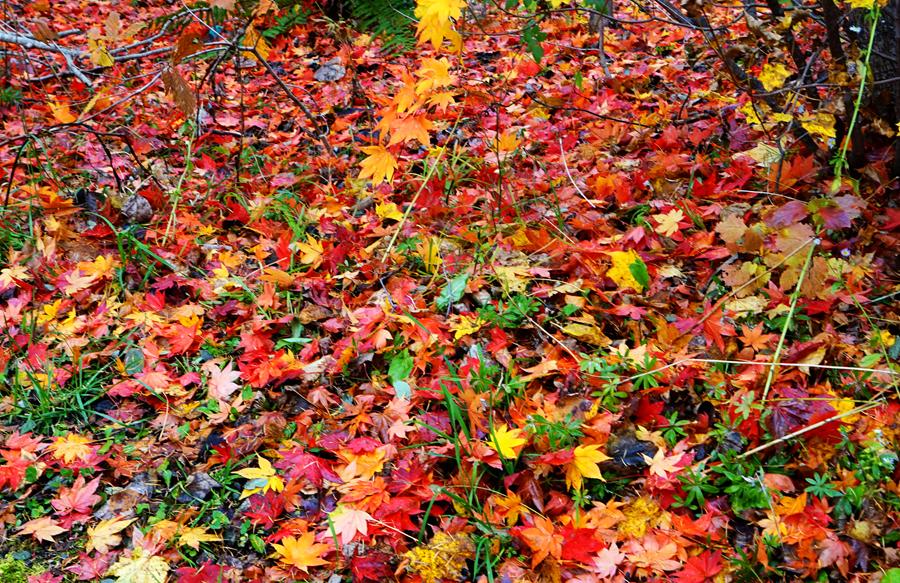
673,550,724,583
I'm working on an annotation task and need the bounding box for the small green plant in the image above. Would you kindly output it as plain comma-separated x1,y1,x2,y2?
673,468,717,513
632,355,662,392
710,456,770,513
805,473,840,498
580,354,627,411
526,413,583,449
478,294,539,329
661,412,690,447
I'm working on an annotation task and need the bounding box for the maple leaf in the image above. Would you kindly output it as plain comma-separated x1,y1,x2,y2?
87,517,137,553
488,424,527,459
673,550,724,583
358,146,398,185
48,99,76,124
18,516,66,542
51,475,101,520
177,526,222,550
388,114,433,146
801,112,836,140
415,58,456,94
296,235,324,267
518,516,563,568
606,250,648,292
205,360,241,401
739,323,777,352
49,433,92,464
106,547,170,583
235,456,285,499
642,449,684,480
271,532,330,572
653,208,685,237
66,552,113,581
591,543,626,578
329,505,372,545
759,62,791,91
450,313,485,340
566,444,610,490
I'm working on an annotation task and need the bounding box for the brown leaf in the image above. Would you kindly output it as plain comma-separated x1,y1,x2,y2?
162,68,197,117
31,19,58,41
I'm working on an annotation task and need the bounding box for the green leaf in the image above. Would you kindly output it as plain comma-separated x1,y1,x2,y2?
629,257,650,290
884,569,900,583
388,349,414,384
437,274,468,311
523,24,546,64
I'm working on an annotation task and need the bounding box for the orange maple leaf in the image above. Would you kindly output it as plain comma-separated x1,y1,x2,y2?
518,516,563,568
271,532,330,572
358,146,398,185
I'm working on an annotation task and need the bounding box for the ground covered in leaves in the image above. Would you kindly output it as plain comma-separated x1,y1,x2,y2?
1,0,899,581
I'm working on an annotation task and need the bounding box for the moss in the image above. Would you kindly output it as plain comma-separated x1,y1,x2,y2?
0,554,43,583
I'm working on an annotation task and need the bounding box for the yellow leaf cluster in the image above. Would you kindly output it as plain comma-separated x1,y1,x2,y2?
414,0,465,50
759,62,792,91
606,250,645,292
405,532,475,583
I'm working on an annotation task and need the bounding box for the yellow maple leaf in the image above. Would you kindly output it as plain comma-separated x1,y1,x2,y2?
86,37,114,67
414,0,465,23
740,143,783,167
652,209,685,237
87,517,136,553
241,25,270,61
235,456,285,499
450,314,485,340
414,10,463,50
606,250,646,292
376,201,404,221
107,547,170,583
427,91,456,112
358,145,398,185
272,532,330,572
178,526,222,549
296,235,324,267
415,58,456,95
566,444,610,491
49,433,92,463
488,424,527,459
801,112,837,140
759,62,791,91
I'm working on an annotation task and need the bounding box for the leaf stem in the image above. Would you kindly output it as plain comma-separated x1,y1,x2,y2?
761,238,817,402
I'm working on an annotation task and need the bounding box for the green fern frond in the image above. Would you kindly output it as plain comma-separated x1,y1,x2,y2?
349,0,417,53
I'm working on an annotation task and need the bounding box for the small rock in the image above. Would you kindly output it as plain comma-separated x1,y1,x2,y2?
314,59,346,82
121,194,153,224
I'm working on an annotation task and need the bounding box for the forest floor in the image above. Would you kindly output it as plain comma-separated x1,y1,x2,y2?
0,0,899,581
